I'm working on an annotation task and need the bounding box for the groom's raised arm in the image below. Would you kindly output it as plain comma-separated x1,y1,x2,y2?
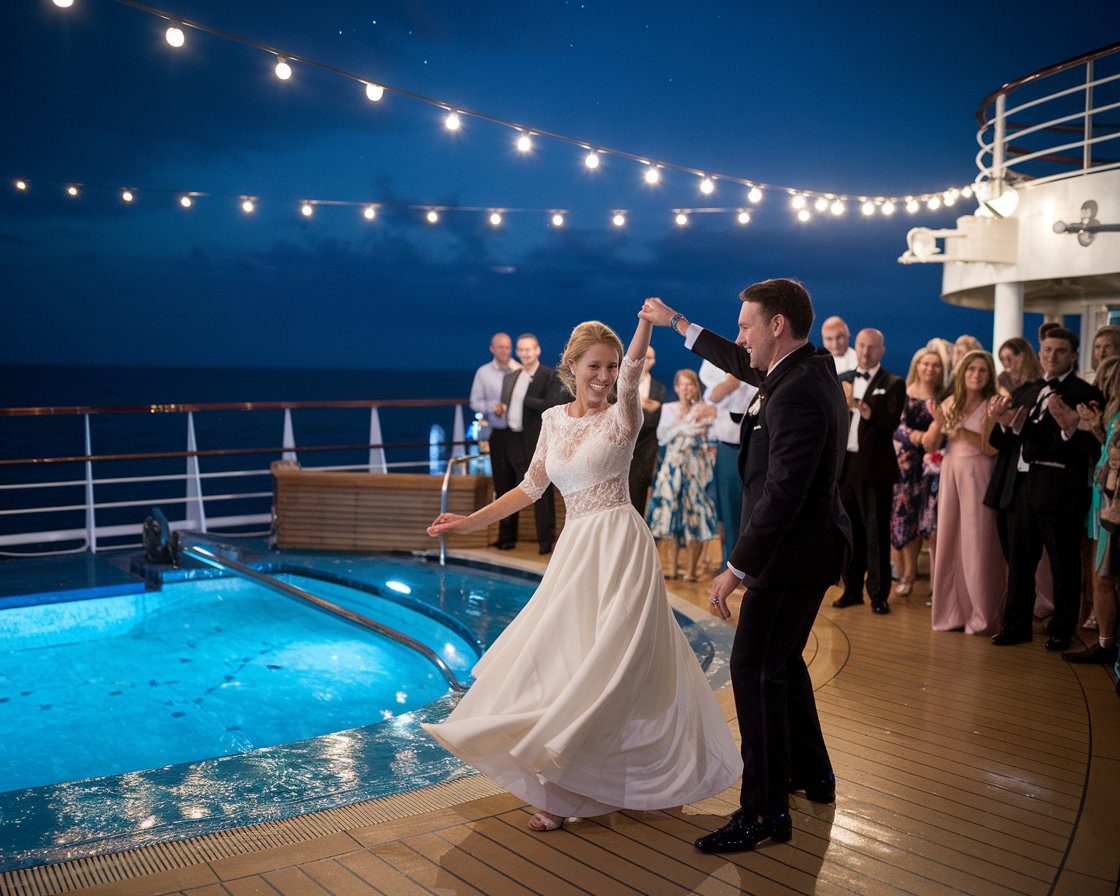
639,297,760,385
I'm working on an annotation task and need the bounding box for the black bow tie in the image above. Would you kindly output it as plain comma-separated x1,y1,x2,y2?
854,370,870,380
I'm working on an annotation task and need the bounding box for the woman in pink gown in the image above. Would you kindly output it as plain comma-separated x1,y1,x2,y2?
930,351,1006,635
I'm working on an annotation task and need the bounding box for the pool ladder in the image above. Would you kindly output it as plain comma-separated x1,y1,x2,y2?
177,535,467,693
437,453,485,566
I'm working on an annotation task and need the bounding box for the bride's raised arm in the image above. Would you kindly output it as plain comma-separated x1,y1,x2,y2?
627,309,654,363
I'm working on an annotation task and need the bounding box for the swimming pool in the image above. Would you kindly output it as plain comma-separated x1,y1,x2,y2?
0,548,732,870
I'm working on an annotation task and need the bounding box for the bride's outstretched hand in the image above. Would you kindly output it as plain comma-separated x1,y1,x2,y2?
428,512,469,537
640,297,676,326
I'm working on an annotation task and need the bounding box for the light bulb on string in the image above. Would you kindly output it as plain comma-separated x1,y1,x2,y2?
943,191,956,207
15,179,28,191
516,132,532,153
66,185,79,197
861,200,875,216
121,189,134,203
796,208,811,223
675,212,688,227
905,198,919,214
551,212,565,227
644,165,660,185
426,209,439,224
737,210,751,225
180,195,193,208
927,196,941,211
611,212,626,227
489,212,502,227
699,176,715,195
165,25,185,48
830,200,845,216
52,0,74,7
444,111,461,131
584,150,600,169
747,186,762,204
300,202,313,217
881,201,896,216
241,198,255,214
364,82,384,102
275,58,292,80
814,196,829,213
961,185,973,198
363,205,376,220
791,194,807,210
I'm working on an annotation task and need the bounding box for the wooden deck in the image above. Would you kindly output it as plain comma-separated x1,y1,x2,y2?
4,546,1117,896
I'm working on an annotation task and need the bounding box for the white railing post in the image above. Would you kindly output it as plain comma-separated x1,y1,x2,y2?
1083,59,1094,172
368,407,387,473
84,413,97,552
452,405,466,458
992,93,1006,190
282,409,297,463
184,412,207,532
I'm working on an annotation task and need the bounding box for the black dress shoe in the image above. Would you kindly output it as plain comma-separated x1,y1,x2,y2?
1045,636,1071,652
790,773,835,803
694,811,792,853
538,543,553,555
991,630,1032,646
832,594,864,608
496,542,516,551
1063,643,1119,664
871,600,890,614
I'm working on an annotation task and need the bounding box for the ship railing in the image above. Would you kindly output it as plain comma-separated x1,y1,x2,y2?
975,41,1120,192
0,398,472,556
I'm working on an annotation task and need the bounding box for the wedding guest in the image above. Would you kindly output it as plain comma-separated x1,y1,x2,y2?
925,338,954,389
647,368,718,581
891,348,945,596
997,337,1044,396
1090,325,1120,380
821,315,858,374
627,345,666,515
952,334,984,369
930,351,1004,635
469,332,521,548
425,312,741,833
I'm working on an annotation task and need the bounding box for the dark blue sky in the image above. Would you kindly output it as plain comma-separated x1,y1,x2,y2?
2,0,1112,380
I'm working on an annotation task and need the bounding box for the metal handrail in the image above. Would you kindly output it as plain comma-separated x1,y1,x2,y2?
973,41,1120,188
438,453,485,566
0,397,467,417
178,536,467,693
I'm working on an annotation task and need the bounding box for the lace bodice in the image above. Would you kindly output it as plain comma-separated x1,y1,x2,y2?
519,356,643,518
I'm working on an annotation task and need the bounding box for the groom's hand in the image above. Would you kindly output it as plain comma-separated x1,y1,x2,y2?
639,297,677,327
707,568,742,619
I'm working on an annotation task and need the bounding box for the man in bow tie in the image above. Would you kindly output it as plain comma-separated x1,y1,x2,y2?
833,329,906,615
986,327,1103,651
640,281,851,853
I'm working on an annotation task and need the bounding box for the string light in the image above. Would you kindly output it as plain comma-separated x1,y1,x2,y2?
906,198,920,214
675,212,688,226
426,209,439,224
66,185,79,197
830,200,845,216
275,58,292,80
737,210,751,225
611,212,626,227
791,194,807,210
516,132,532,153
882,201,896,216
797,209,811,222
814,196,829,213
241,198,255,213
52,0,74,7
179,195,192,208
747,186,762,204
644,165,660,185
300,202,313,217
489,211,502,227
551,212,564,227
584,150,601,170
165,26,185,48
363,205,376,220
121,189,134,203
444,111,461,131
861,200,875,216
927,196,942,210
364,82,384,102
699,176,715,195
14,179,28,191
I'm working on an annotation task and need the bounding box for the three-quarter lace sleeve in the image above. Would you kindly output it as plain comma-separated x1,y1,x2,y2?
612,356,645,444
519,412,553,501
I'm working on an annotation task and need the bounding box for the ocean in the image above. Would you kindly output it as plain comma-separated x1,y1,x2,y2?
0,366,476,552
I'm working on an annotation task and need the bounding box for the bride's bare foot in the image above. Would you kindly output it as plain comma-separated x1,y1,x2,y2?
528,810,565,832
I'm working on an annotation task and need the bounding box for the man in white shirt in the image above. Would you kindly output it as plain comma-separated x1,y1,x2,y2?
699,360,757,565
821,316,858,374
469,332,520,548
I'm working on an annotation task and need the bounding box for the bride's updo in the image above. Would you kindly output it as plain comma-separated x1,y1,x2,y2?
556,320,624,397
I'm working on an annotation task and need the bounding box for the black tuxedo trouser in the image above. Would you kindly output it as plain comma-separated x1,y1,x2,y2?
731,582,833,817
488,428,519,545
839,453,893,603
508,438,556,550
1002,468,1089,640
628,435,659,516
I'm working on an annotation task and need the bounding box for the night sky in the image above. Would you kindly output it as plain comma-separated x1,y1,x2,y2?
2,0,1113,384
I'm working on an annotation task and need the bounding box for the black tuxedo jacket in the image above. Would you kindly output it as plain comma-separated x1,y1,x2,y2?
836,367,906,486
692,330,852,588
501,364,569,446
985,372,1104,509
635,377,666,446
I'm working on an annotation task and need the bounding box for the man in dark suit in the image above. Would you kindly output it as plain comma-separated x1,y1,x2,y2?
833,329,906,615
641,280,851,853
987,327,1103,650
627,345,666,515
501,334,569,554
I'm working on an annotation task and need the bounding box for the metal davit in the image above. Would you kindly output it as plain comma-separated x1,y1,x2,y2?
176,533,468,693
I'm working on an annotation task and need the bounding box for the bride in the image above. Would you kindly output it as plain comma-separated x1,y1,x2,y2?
424,306,742,832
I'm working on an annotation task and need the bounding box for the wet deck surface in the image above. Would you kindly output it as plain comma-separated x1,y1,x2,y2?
2,544,1117,896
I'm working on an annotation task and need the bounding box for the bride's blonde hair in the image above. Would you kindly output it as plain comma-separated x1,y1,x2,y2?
556,320,624,397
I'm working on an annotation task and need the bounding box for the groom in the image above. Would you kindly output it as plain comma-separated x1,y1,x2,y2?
642,280,851,852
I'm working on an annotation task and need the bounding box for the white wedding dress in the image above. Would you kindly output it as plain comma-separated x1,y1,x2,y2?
422,356,742,817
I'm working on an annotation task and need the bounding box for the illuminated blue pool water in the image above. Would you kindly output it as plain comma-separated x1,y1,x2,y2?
0,550,731,871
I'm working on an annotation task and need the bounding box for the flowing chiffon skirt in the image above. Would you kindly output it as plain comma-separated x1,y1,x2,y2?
422,503,742,817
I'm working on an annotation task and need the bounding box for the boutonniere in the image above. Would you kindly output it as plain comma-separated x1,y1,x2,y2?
746,391,766,416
